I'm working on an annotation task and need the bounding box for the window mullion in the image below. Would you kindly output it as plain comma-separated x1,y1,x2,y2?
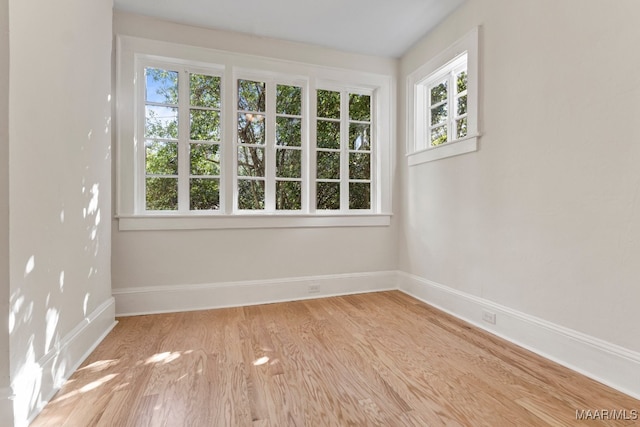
340,91,349,211
136,64,146,213
265,81,276,212
178,69,190,212
305,83,314,214
226,66,236,214
448,72,455,143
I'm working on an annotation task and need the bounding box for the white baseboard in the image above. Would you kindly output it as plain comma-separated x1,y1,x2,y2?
397,271,640,400
113,271,398,317
12,297,117,427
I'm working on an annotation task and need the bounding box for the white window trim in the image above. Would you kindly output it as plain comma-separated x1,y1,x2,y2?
115,35,394,230
406,27,480,166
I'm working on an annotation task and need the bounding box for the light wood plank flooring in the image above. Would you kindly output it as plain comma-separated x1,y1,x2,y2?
31,291,639,426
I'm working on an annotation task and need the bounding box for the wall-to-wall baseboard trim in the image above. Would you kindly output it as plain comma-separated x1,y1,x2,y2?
113,271,398,317
396,271,640,400
16,297,117,427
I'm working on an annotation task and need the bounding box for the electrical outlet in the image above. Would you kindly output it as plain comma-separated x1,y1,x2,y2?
308,284,320,294
482,310,496,325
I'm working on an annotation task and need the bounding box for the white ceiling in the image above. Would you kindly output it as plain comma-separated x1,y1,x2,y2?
113,0,465,58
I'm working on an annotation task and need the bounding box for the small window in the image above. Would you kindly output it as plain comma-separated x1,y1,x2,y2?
424,57,467,147
407,27,479,165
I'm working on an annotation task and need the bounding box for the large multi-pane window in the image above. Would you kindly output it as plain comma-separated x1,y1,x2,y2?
141,67,376,215
143,66,222,211
118,41,392,228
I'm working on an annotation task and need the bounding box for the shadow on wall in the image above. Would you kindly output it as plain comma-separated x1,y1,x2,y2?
9,94,112,426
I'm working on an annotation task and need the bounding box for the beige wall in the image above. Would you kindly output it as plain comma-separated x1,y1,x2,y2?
111,12,398,291
398,0,640,353
8,0,113,424
0,0,12,423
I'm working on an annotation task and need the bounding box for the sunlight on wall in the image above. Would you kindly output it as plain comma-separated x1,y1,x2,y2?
83,294,90,317
23,256,34,277
44,309,59,354
12,339,42,425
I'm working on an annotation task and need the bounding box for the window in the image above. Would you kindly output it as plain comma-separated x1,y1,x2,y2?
236,78,304,212
316,90,372,211
407,27,479,165
115,36,393,229
425,56,467,147
143,65,222,212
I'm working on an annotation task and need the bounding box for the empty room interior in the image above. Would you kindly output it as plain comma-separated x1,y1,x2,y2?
2,0,640,425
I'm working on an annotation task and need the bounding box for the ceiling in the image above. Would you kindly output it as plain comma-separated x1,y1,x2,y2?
113,0,465,58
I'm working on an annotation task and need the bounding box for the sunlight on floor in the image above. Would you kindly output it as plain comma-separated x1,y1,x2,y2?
51,373,118,404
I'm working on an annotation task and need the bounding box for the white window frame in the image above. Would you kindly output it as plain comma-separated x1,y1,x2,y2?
233,71,308,214
406,27,480,165
115,35,393,230
314,84,376,213
137,59,225,214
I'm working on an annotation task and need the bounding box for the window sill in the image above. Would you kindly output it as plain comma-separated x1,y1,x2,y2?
116,213,393,231
407,134,479,166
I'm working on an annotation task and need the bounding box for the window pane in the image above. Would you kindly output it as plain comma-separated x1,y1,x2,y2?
145,140,178,175
349,94,370,121
457,118,468,139
237,146,265,177
349,183,370,210
317,89,340,119
276,85,302,116
190,178,220,210
190,109,220,141
430,125,447,146
145,106,178,139
316,151,340,179
276,148,301,178
146,177,178,210
190,74,221,108
457,95,467,116
430,80,447,104
316,182,340,210
190,143,220,176
349,123,370,150
317,120,340,149
238,113,265,145
430,104,447,126
238,79,265,112
276,181,302,210
238,179,265,210
276,117,301,147
349,153,370,180
145,68,178,104
457,71,468,94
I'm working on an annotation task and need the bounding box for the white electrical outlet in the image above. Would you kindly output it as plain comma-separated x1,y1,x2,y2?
308,284,320,294
482,310,496,325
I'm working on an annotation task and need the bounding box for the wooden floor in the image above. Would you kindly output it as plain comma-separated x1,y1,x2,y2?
32,291,638,426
